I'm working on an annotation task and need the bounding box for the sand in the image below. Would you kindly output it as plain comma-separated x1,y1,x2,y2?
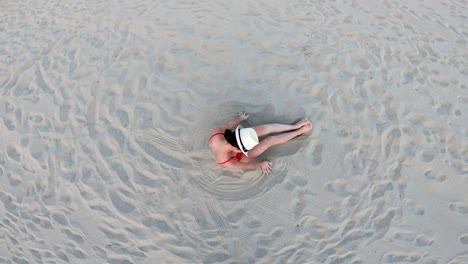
1,0,467,263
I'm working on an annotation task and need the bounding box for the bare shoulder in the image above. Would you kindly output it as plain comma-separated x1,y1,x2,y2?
209,127,225,147
211,127,224,134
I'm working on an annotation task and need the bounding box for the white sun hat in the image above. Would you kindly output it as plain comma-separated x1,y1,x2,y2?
235,125,259,156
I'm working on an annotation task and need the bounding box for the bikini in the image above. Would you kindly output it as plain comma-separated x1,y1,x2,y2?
208,132,242,164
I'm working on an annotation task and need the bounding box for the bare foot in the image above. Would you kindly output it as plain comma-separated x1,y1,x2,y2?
296,120,313,134
293,118,310,130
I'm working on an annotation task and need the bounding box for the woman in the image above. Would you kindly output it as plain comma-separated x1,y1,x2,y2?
208,112,313,174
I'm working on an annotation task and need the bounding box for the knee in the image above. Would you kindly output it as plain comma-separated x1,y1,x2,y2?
253,125,269,137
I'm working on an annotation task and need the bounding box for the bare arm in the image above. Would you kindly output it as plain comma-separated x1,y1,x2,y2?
221,116,244,130
220,111,249,130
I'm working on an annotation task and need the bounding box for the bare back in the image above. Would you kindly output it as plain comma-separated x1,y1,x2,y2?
208,128,239,164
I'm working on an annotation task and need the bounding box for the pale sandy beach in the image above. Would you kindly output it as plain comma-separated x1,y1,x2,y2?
1,0,467,263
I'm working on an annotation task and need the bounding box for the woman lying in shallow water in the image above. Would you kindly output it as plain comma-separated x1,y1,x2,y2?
208,112,313,174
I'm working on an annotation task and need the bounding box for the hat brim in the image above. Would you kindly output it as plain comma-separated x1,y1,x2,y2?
235,125,249,156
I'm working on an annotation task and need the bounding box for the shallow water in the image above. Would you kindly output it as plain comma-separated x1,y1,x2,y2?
1,0,467,263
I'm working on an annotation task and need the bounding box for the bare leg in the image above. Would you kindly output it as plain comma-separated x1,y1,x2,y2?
252,118,309,137
243,121,312,161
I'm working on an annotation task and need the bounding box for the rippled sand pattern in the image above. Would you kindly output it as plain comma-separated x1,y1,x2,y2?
1,0,467,263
